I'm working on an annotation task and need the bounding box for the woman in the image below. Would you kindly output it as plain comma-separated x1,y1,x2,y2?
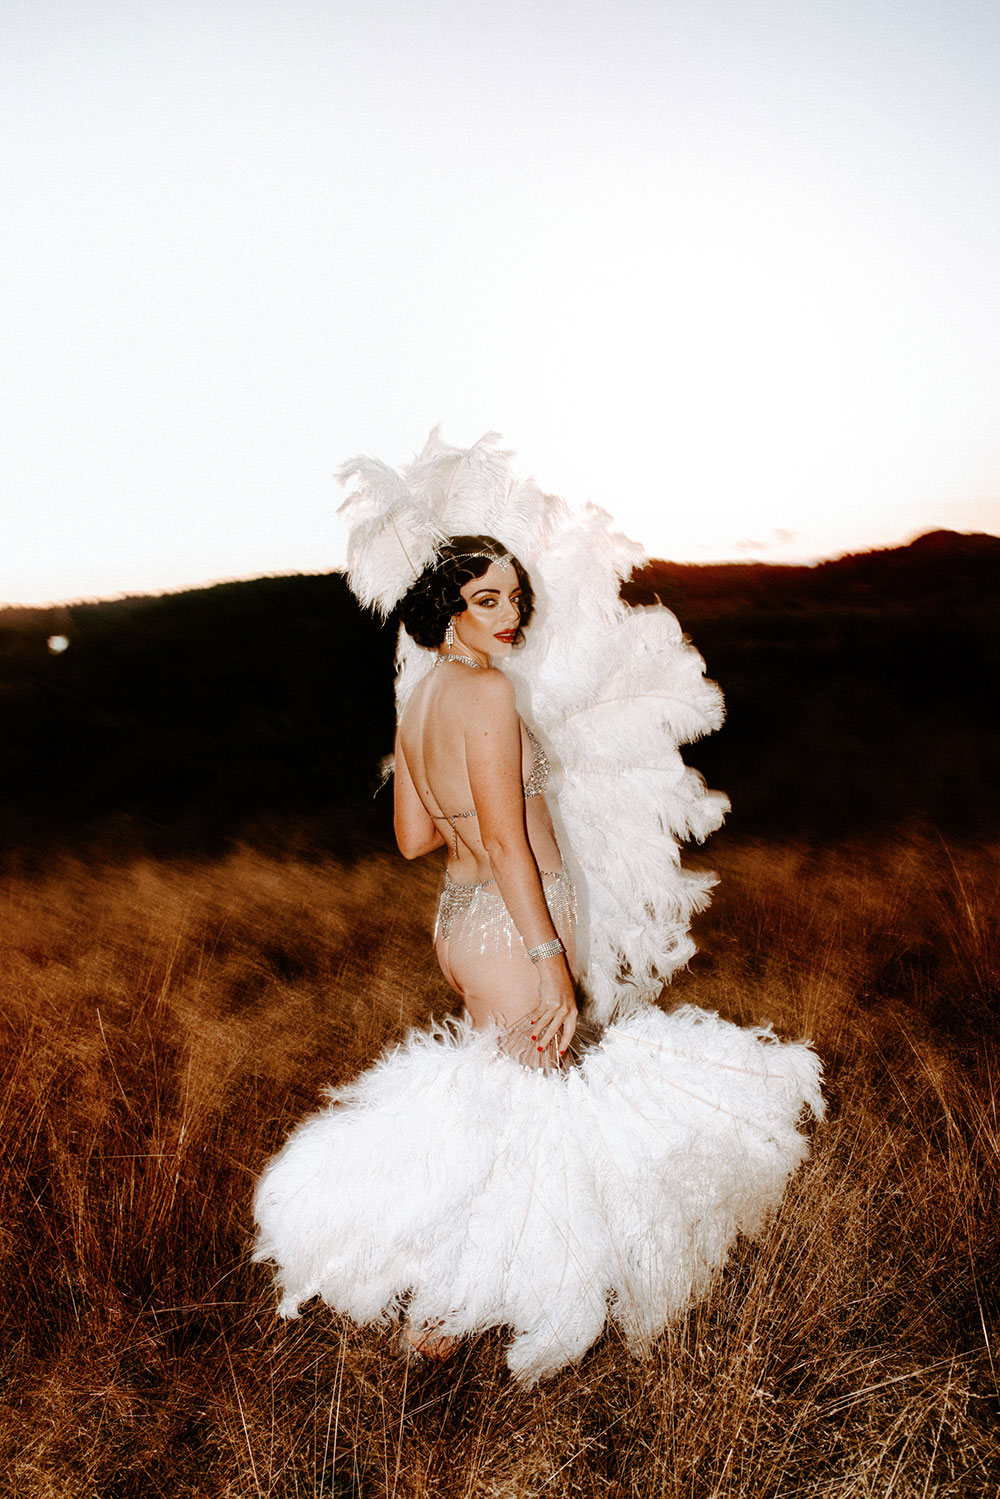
393,537,577,1072
254,432,823,1386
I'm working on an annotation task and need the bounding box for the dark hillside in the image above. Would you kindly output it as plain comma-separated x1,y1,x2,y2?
1,530,996,861
625,530,1000,836
627,528,1000,613
0,574,397,863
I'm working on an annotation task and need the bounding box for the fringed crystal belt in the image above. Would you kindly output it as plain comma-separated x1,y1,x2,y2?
434,867,577,956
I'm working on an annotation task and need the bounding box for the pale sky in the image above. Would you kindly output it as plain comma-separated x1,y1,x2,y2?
3,0,999,605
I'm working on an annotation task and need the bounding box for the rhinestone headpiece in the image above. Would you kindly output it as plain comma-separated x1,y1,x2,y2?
437,548,513,573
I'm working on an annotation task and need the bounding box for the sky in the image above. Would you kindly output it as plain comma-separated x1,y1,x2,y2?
3,0,1000,606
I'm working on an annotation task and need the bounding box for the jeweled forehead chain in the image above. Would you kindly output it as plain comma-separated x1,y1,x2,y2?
438,550,513,572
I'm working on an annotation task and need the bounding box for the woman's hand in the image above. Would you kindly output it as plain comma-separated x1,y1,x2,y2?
531,958,577,1055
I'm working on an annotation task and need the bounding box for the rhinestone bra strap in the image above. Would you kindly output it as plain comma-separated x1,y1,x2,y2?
522,725,550,798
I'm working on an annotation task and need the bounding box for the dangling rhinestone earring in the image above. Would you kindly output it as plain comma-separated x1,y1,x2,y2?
444,619,455,648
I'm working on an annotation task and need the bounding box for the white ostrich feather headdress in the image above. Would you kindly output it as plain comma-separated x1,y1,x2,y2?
337,427,564,618
337,427,729,1024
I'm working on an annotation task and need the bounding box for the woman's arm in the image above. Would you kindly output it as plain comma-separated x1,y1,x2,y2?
393,733,446,859
463,672,577,1052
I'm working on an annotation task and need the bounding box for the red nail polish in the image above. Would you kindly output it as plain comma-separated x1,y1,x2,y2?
537,1046,543,1052
531,1035,537,1041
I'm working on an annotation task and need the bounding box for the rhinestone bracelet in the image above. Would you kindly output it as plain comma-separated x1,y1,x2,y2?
527,937,565,964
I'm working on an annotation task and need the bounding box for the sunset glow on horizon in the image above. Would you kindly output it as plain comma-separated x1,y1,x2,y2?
3,0,999,607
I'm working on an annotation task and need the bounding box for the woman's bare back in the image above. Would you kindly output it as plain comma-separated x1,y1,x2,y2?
397,665,561,885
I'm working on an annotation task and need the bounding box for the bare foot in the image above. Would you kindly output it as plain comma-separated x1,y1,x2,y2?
401,1320,458,1362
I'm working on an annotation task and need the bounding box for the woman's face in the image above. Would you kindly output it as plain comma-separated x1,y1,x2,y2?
452,560,524,659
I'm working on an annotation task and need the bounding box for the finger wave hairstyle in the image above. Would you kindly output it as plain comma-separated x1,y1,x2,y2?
399,536,535,650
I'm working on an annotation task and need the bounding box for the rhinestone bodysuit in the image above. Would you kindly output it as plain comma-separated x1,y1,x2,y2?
434,864,576,955
430,723,574,953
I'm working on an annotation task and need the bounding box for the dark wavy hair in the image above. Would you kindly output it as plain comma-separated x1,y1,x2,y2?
398,535,535,650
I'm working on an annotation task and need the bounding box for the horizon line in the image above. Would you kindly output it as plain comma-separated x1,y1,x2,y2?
2,524,997,615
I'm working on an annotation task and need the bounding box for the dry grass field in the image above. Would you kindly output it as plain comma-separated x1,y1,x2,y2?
1,832,997,1497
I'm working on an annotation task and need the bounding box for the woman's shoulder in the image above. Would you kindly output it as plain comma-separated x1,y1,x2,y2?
417,664,518,735
441,664,517,711
405,659,518,720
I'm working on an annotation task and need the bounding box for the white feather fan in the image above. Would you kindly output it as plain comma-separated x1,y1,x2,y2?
338,430,729,1024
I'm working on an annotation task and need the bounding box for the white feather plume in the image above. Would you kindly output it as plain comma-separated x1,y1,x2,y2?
337,426,566,618
338,430,730,1024
255,1006,824,1385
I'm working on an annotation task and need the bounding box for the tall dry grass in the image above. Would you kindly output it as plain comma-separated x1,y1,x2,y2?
0,833,997,1497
